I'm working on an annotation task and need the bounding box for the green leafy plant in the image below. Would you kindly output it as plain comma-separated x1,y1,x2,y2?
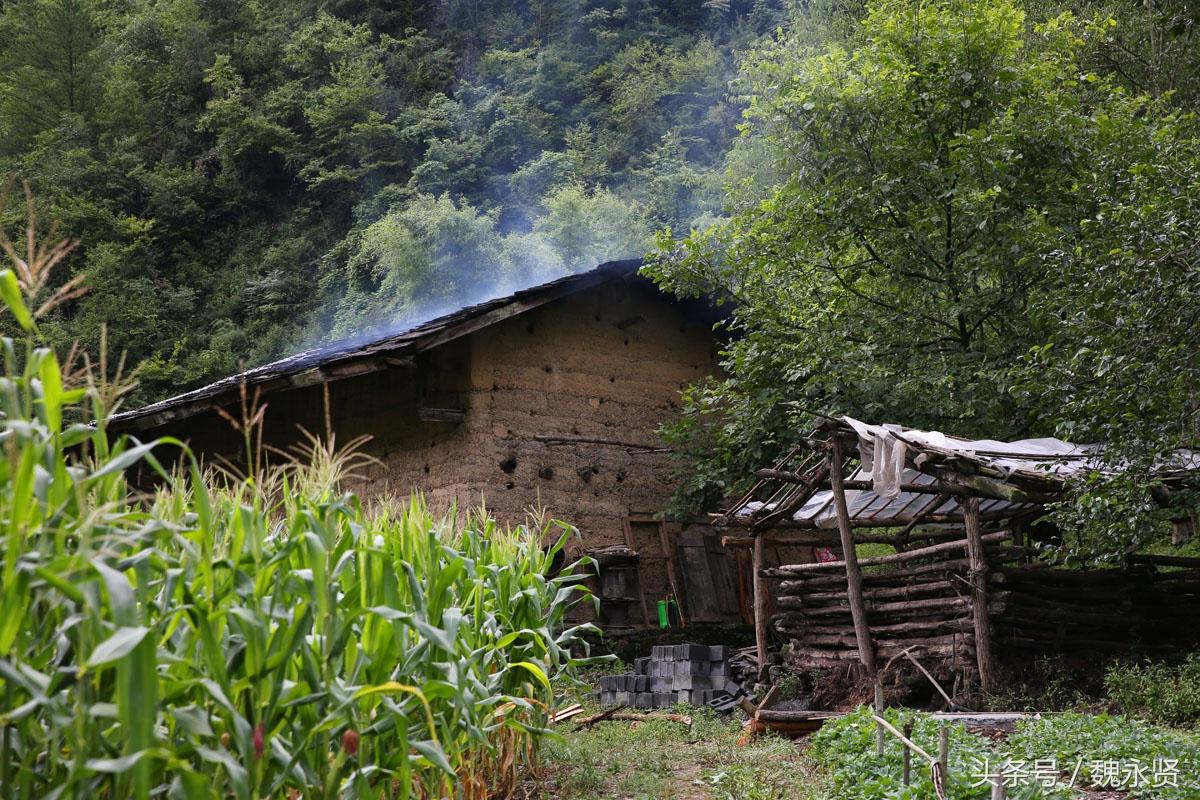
1105,656,1200,728
0,215,601,798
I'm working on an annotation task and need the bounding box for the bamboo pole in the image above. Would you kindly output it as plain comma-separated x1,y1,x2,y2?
829,437,876,676
964,497,997,694
753,532,768,675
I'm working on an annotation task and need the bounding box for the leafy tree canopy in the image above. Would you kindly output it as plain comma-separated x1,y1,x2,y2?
648,0,1200,558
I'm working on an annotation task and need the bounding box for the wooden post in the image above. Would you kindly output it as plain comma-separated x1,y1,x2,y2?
937,724,949,778
874,682,885,755
828,437,876,676
991,768,1006,800
901,720,913,785
935,723,949,798
963,497,996,694
753,532,768,676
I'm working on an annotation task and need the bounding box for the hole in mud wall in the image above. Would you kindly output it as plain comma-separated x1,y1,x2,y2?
538,466,554,480
499,457,517,474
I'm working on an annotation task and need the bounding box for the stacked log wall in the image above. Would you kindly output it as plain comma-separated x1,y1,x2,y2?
769,533,1200,675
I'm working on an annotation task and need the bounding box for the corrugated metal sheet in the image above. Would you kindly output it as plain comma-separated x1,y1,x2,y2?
736,468,1036,528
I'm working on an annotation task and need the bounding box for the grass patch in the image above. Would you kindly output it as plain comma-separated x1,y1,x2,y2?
536,701,828,799
811,706,1200,799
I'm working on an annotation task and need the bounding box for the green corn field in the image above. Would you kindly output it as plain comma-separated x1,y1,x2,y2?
0,248,600,798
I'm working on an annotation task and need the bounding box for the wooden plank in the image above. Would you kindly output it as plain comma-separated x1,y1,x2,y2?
829,437,876,677
677,539,722,622
658,523,687,626
703,531,741,620
623,517,652,627
416,407,465,423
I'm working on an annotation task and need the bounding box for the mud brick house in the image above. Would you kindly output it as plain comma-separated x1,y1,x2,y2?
111,260,747,627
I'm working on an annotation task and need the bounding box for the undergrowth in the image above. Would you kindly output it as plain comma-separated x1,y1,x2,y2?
1105,655,1200,728
539,703,828,800
810,706,1200,799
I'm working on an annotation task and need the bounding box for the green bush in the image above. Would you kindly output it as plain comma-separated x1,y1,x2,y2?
1105,655,1200,728
809,707,1200,799
0,262,599,797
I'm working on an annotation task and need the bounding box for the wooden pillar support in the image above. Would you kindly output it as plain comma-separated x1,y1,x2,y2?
828,437,877,677
753,532,768,676
963,496,997,694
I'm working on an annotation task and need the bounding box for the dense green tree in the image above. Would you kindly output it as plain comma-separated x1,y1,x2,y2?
0,0,784,403
648,0,1200,552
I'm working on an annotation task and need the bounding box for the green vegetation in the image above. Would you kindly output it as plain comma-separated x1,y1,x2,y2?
811,706,1200,799
0,241,599,798
648,0,1200,557
0,0,783,403
1106,656,1200,728
539,702,827,799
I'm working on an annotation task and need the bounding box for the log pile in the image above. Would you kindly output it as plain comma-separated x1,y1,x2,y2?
993,562,1200,651
770,535,1200,674
767,530,1017,672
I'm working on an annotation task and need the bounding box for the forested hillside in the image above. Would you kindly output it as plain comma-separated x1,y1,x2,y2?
0,0,783,403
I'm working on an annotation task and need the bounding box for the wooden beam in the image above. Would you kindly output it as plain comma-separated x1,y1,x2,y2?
964,497,996,694
766,531,1009,575
416,407,466,423
828,437,876,677
725,510,1026,530
753,533,768,676
753,463,829,532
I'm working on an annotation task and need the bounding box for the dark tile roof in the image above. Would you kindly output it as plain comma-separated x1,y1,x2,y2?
112,259,710,431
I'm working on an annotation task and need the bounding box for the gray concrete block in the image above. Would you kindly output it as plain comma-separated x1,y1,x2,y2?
634,657,650,674
635,692,652,708
709,645,729,661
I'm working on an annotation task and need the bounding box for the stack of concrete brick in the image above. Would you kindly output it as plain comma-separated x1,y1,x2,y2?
596,644,745,709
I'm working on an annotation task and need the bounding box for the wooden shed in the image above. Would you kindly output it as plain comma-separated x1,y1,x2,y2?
720,417,1200,696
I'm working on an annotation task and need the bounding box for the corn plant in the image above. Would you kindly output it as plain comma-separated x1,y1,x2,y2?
0,220,600,798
